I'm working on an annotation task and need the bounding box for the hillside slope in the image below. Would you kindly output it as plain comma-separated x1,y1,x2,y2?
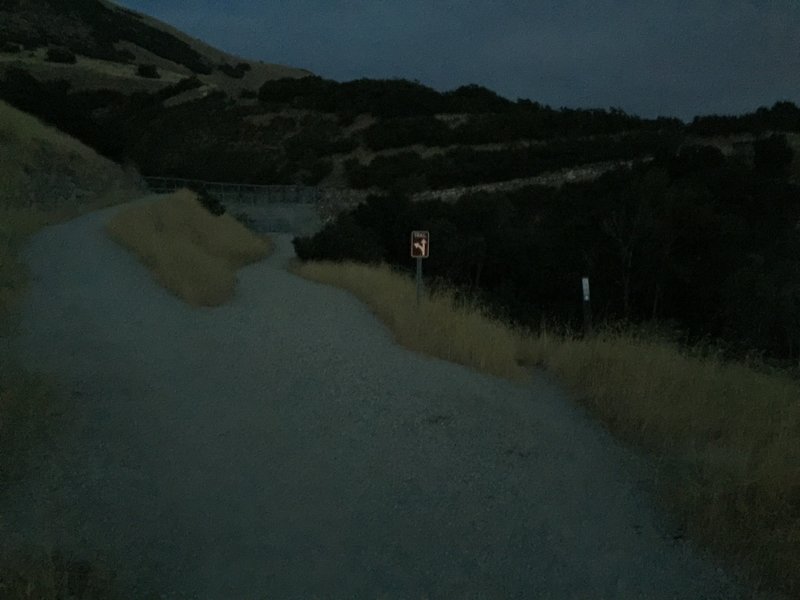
0,99,141,209
0,0,311,99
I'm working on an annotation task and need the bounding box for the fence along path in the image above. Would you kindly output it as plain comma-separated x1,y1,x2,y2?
143,176,322,204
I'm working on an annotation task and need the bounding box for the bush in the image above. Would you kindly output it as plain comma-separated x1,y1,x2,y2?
231,211,258,230
45,47,76,64
217,62,248,79
753,134,793,177
239,88,258,99
136,64,160,79
191,188,226,216
153,76,203,101
0,41,22,53
293,215,384,263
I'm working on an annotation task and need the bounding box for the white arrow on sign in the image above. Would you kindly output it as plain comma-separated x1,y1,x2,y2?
411,231,429,258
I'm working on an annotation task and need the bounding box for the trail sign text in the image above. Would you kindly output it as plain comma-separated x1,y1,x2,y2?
411,231,429,258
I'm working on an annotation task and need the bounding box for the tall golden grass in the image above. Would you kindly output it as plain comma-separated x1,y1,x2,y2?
289,257,800,599
106,189,271,306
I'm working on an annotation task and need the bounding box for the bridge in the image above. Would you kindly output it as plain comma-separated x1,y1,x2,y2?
142,176,322,205
142,176,326,236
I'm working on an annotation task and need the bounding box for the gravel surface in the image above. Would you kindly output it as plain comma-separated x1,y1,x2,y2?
0,199,766,599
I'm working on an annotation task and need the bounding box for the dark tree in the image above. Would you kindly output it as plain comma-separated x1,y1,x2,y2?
753,134,794,178
46,47,77,64
136,64,160,79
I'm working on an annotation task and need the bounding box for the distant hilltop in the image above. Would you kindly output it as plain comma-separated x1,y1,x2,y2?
0,0,312,97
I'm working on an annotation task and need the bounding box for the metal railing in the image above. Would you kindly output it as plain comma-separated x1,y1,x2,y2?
143,176,321,204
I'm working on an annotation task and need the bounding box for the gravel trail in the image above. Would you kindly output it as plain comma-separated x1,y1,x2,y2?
0,200,762,599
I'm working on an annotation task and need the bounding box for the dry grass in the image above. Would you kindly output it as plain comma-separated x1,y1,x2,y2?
106,189,271,306
288,258,532,383
289,257,800,599
521,327,800,597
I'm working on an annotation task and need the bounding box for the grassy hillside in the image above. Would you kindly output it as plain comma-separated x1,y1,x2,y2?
0,0,311,100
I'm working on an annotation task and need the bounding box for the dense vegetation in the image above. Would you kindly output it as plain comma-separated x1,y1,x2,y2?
258,76,683,129
0,68,335,184
689,101,800,135
295,143,800,367
363,111,682,151
217,62,251,79
1,58,798,200
136,64,160,79
45,46,77,64
346,131,683,190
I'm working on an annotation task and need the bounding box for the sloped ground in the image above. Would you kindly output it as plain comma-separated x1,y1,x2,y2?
0,99,141,209
0,201,768,599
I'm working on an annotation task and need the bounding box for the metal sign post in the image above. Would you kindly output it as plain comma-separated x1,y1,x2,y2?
411,231,430,307
582,277,593,337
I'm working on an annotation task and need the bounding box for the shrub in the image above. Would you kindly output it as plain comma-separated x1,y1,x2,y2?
115,49,136,63
754,134,793,177
293,214,384,263
231,211,258,230
136,64,160,79
191,187,226,216
0,41,22,54
153,76,203,101
239,88,258,99
217,62,246,79
45,47,76,64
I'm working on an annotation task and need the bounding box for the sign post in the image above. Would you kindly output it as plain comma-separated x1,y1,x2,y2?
411,231,430,307
582,276,593,337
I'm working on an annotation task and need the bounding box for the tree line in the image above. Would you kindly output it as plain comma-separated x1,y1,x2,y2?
345,131,683,191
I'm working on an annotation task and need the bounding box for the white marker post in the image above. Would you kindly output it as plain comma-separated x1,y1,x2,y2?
411,231,430,307
582,277,593,337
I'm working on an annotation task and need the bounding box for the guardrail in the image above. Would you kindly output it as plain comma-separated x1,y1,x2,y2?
143,176,321,204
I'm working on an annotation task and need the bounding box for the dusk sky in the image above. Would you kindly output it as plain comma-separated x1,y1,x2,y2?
112,0,800,121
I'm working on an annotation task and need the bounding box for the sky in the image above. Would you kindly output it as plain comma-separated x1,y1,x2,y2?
112,0,800,121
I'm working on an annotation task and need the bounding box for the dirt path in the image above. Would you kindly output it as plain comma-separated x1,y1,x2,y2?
0,200,762,599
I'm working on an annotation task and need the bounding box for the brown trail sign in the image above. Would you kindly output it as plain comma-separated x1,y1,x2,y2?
411,231,429,258
411,231,429,306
